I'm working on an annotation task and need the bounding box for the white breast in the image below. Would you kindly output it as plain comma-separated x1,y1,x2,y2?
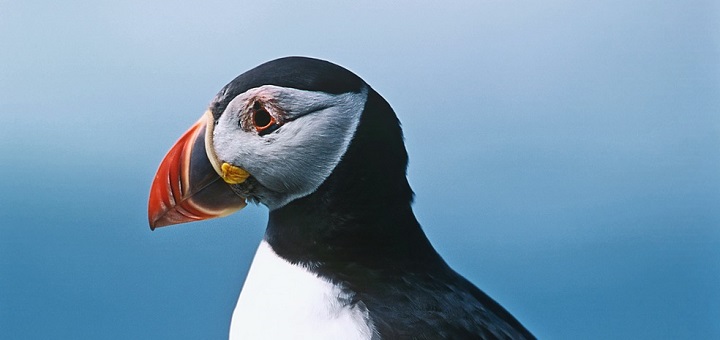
229,241,375,340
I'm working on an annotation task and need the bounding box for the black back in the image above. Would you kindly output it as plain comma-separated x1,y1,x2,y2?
258,64,535,339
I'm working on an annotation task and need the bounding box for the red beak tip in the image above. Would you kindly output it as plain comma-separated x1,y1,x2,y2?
148,215,177,230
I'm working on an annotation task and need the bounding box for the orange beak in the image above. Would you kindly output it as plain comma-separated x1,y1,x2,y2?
148,114,247,230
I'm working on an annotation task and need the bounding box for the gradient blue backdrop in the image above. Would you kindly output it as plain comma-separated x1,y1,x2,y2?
1,1,718,339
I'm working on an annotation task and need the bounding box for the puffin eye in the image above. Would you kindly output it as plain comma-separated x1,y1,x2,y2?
254,109,273,128
251,103,279,136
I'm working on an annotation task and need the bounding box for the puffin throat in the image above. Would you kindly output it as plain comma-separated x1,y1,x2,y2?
264,89,442,274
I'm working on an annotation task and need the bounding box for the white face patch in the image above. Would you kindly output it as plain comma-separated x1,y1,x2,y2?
230,241,376,340
211,85,368,210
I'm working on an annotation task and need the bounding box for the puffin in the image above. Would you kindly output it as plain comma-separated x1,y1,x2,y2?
148,57,534,339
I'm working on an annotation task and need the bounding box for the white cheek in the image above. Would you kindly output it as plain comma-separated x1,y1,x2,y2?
212,86,368,209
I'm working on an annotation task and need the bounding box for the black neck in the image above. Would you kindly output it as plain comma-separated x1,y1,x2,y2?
265,88,446,281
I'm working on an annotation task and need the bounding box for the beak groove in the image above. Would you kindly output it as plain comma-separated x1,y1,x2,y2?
148,114,247,230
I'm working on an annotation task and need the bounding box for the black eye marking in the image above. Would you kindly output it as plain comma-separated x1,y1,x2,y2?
249,101,280,136
254,108,273,129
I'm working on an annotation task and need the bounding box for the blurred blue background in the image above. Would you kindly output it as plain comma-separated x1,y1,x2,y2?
1,1,718,338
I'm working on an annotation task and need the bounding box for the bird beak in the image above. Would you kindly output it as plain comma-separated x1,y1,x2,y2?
148,111,248,230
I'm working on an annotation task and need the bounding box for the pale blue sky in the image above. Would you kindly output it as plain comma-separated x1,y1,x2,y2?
1,1,719,339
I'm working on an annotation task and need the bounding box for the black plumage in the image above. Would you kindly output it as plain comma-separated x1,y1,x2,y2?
214,57,535,339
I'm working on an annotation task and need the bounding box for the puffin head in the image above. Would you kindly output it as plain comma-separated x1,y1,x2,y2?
148,57,382,229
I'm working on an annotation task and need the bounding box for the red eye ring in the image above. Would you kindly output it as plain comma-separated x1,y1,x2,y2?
253,108,275,131
247,100,282,136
